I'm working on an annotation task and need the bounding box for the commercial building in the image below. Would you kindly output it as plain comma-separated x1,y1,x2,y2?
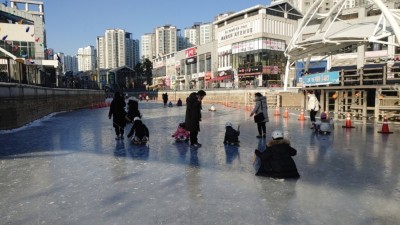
0,0,60,86
213,2,302,88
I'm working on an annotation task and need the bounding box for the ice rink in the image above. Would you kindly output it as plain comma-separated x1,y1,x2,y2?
1,101,399,225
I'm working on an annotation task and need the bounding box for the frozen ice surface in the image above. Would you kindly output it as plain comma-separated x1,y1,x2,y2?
1,102,400,225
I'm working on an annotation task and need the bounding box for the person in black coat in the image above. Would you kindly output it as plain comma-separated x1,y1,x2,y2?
176,98,183,106
162,92,168,107
185,90,206,147
126,97,142,122
108,92,127,140
223,122,240,146
127,117,150,144
254,130,300,179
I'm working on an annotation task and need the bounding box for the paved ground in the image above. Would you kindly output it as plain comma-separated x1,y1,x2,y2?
1,101,400,225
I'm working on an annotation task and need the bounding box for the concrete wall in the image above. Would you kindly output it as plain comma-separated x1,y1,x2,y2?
0,83,104,130
155,89,304,109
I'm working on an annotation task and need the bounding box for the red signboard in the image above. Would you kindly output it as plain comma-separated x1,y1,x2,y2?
185,47,197,58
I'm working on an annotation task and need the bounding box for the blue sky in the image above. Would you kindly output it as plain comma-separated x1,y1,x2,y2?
40,0,271,55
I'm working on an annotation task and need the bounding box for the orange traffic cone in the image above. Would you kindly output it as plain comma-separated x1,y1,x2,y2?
342,113,355,128
378,115,393,134
274,107,280,116
298,108,306,121
283,107,289,118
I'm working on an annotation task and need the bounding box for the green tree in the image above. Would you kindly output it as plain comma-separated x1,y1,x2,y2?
142,58,153,84
134,62,143,88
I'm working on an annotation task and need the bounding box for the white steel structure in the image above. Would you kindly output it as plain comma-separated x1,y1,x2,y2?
283,0,400,90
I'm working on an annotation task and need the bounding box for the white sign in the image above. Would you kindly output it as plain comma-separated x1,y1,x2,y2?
218,22,256,42
1,24,35,42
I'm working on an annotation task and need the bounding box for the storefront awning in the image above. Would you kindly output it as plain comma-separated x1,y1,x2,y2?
206,75,232,82
238,72,261,77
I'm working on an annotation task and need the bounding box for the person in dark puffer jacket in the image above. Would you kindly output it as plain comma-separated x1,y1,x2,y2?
254,130,300,179
223,122,240,146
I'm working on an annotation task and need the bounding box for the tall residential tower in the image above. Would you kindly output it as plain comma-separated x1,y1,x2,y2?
96,29,137,69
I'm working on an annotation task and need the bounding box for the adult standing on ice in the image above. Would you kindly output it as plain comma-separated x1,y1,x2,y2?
185,90,206,148
250,92,269,138
108,92,126,140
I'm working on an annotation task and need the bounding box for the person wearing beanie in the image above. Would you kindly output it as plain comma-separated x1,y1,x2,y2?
223,122,240,146
315,112,333,134
127,117,150,144
185,90,206,148
254,130,300,179
126,97,142,122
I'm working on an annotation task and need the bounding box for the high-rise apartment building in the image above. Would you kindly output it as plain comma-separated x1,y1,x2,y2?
141,33,155,60
63,54,78,74
124,35,139,69
77,46,96,72
199,23,214,46
96,29,137,69
183,22,214,48
184,27,197,48
96,36,105,69
155,25,178,57
132,39,140,67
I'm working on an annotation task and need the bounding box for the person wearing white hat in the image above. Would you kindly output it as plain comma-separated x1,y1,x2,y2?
254,130,300,179
223,122,240,146
127,117,149,144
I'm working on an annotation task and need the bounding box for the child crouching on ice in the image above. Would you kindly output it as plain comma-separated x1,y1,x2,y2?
127,117,150,144
223,122,240,146
172,122,190,142
315,112,333,135
254,130,300,179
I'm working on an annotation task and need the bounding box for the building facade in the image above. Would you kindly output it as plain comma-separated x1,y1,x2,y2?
155,25,178,57
0,0,60,87
96,29,137,70
213,3,302,88
141,33,155,60
63,54,78,74
199,23,214,45
77,46,96,72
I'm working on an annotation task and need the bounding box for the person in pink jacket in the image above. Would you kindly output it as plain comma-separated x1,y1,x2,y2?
172,122,190,142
